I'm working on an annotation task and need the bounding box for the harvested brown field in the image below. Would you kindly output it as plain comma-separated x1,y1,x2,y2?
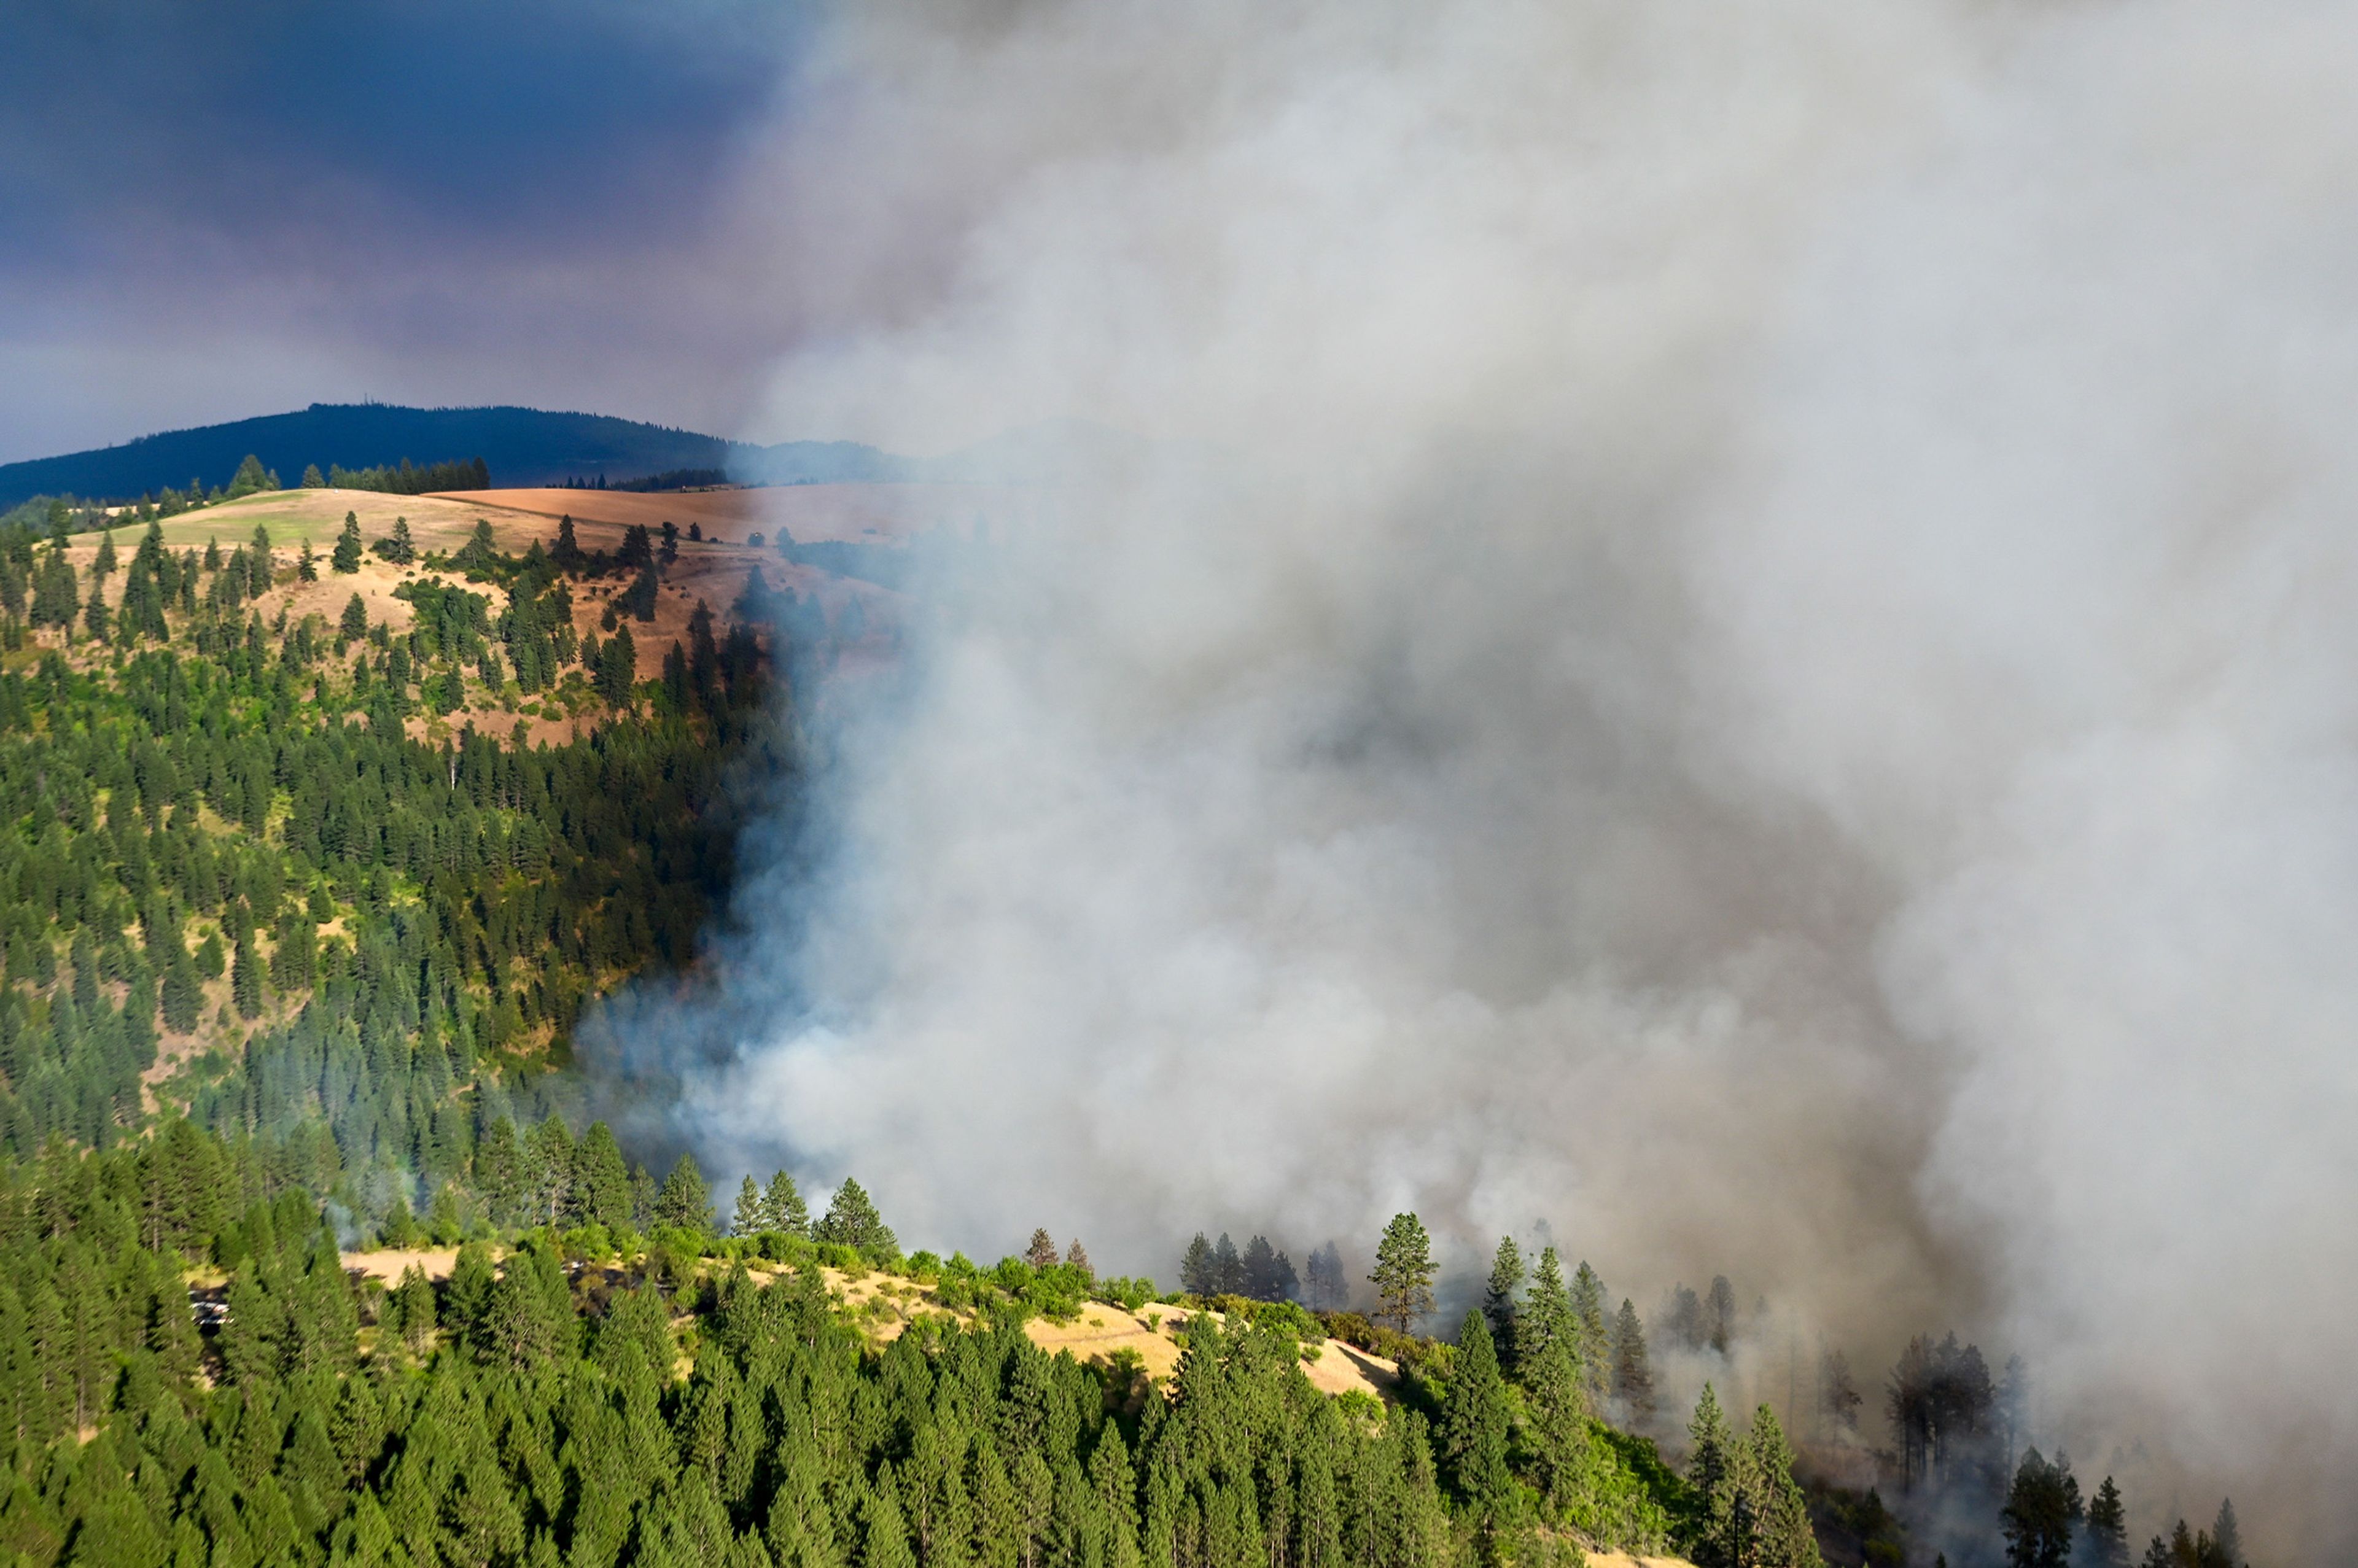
53,487,900,739
437,481,1021,546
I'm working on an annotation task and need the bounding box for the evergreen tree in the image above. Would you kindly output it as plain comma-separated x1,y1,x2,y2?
1304,1240,1346,1311
332,513,363,574
297,539,318,583
1025,1228,1060,1270
1369,1212,1436,1333
2208,1500,2243,1568
230,926,265,1019
1686,1384,1752,1568
815,1176,895,1253
381,516,416,565
1571,1259,1609,1400
654,1152,712,1233
1613,1297,1655,1422
1213,1230,1243,1294
1441,1311,1514,1530
1482,1235,1523,1370
1516,1245,1578,1388
91,529,115,583
1819,1349,1862,1438
572,1122,633,1231
302,464,325,488
1180,1232,1216,1297
762,1170,809,1238
340,592,368,643
1065,1238,1093,1281
2001,1448,2084,1568
393,1264,436,1355
1750,1405,1823,1568
227,454,273,498
733,1175,768,1235
597,624,637,708
2085,1476,2130,1568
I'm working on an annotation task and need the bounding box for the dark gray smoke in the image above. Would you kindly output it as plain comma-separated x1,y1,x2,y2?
640,2,2358,1554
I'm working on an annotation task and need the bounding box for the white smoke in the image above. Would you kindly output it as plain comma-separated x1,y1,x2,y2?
663,1,2358,1553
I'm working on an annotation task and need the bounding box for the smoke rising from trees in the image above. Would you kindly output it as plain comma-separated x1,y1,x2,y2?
609,2,2358,1553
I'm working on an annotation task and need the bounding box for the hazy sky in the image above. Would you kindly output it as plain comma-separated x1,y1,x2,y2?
0,0,811,464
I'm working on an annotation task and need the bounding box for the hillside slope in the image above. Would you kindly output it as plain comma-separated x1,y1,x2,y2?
0,402,914,506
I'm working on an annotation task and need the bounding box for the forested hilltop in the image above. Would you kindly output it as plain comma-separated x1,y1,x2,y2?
0,484,2257,1568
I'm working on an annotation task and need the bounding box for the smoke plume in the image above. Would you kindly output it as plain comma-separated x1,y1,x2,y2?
632,2,2358,1553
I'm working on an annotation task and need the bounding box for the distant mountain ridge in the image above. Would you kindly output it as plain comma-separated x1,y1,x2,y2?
0,403,919,508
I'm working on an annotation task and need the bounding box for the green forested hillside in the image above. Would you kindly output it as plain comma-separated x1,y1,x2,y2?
0,497,777,1225
0,493,1738,1568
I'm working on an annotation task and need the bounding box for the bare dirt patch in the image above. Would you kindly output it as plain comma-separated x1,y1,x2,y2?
342,1246,462,1285
1025,1301,1399,1401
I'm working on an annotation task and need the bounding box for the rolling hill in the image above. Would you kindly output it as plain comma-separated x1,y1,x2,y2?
0,402,917,508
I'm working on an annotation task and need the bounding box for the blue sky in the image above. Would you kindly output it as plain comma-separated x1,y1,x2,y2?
0,1,811,462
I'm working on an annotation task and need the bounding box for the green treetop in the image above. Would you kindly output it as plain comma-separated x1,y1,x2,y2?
1441,1309,1514,1531
2001,1448,2082,1568
763,1170,809,1238
1482,1234,1523,1371
1369,1211,1435,1334
653,1152,711,1233
815,1177,895,1254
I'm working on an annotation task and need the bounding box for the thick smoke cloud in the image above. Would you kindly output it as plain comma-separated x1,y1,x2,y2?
648,2,2358,1553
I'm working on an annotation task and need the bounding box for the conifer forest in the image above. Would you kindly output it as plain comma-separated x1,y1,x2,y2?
0,480,2254,1568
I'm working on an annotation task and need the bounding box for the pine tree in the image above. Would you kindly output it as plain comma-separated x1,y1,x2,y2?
761,1170,809,1238
1180,1232,1216,1297
572,1122,632,1231
654,1152,712,1233
1442,1310,1514,1535
733,1175,768,1236
1520,1322,1589,1510
1613,1298,1654,1422
1571,1260,1609,1402
1516,1246,1578,1388
815,1176,895,1252
2085,1477,2129,1568
230,926,265,1019
394,1263,437,1355
227,454,273,498
1482,1235,1523,1371
1213,1231,1242,1294
297,540,318,583
1686,1384,1751,1568
1065,1238,1093,1281
2001,1448,2082,1568
1369,1213,1436,1333
1025,1228,1060,1270
332,513,363,574
302,464,325,488
1749,1405,1822,1567
1819,1349,1862,1438
383,516,416,565
91,530,116,583
597,624,636,708
2208,1500,2243,1568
